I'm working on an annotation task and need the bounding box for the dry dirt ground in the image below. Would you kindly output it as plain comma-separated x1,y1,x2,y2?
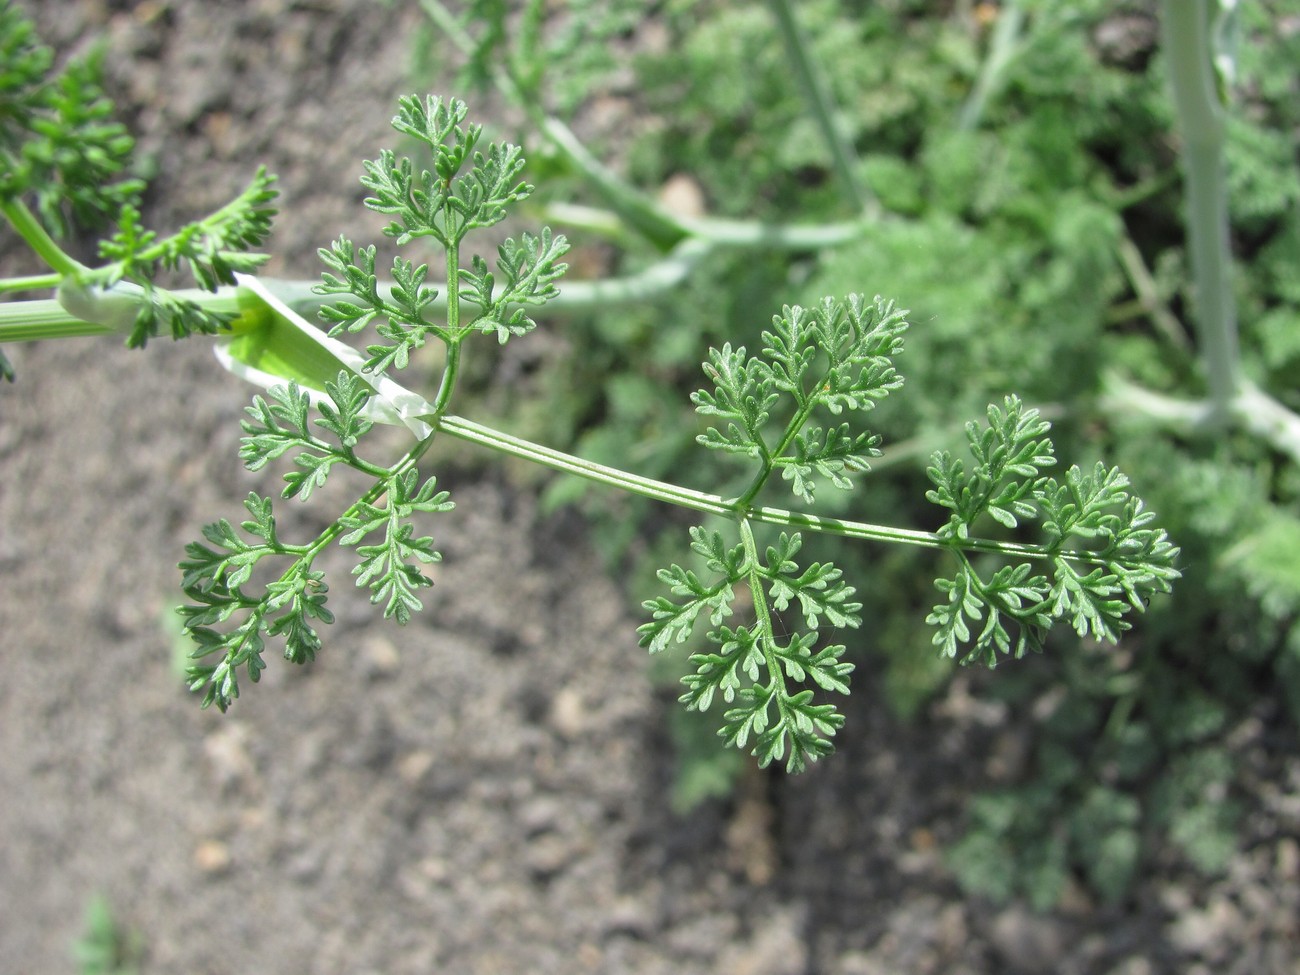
2,2,1298,974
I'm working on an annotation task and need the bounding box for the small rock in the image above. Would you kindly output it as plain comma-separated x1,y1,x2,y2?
550,688,586,738
397,749,435,785
602,896,657,939
194,839,232,875
203,723,256,794
518,796,563,837
359,636,401,679
657,173,706,219
1167,896,1242,956
988,905,1071,972
524,833,573,881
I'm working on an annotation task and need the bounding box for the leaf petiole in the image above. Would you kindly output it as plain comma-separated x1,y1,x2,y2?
433,412,1120,571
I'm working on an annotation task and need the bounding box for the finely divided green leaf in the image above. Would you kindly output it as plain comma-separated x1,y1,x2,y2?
339,470,454,624
679,624,764,711
638,526,750,653
927,395,1055,539
463,228,571,343
693,295,908,503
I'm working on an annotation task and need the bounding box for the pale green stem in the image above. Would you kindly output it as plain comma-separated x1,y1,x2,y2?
764,0,874,216
417,0,689,251
0,298,116,340
1160,0,1240,418
0,290,245,342
680,214,868,249
0,272,61,294
734,390,820,511
1102,374,1300,466
430,237,464,415
0,211,859,345
1113,233,1193,352
434,412,1120,568
958,0,1026,131
737,517,785,695
0,199,88,277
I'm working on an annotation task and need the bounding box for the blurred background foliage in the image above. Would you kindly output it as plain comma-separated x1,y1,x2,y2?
414,0,1300,907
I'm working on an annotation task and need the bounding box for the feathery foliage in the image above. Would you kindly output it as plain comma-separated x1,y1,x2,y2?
926,397,1179,666
178,94,568,710
0,0,276,353
637,298,1175,771
0,4,1182,792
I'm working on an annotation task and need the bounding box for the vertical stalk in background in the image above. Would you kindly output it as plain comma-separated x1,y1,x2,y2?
1160,0,1241,420
764,0,876,218
416,0,691,253
957,0,1026,131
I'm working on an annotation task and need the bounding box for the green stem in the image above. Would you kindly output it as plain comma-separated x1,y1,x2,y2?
0,201,865,343
0,298,116,340
1102,373,1300,465
0,272,62,294
957,0,1026,131
764,0,874,216
300,436,436,564
737,517,784,693
432,237,464,415
434,412,1118,568
0,289,246,343
417,0,690,251
734,392,819,511
432,339,461,416
1160,0,1240,418
0,199,88,277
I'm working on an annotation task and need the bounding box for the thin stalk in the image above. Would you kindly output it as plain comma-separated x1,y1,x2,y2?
1114,233,1193,352
296,435,438,566
417,0,690,251
957,0,1026,131
1,199,88,277
1160,0,1241,418
738,517,785,692
430,235,465,416
431,339,461,416
734,393,820,511
437,412,733,517
764,0,874,216
0,272,61,294
0,289,245,343
434,412,1118,568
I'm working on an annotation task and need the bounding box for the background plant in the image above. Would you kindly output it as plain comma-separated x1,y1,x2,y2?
71,895,142,975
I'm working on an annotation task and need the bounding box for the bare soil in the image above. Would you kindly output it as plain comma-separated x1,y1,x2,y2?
2,2,1297,973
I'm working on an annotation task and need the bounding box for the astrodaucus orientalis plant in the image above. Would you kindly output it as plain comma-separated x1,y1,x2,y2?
0,3,1180,775
403,0,1300,910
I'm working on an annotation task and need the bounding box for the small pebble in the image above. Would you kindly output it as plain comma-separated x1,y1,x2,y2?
194,839,232,874
988,906,1071,972
550,688,586,738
